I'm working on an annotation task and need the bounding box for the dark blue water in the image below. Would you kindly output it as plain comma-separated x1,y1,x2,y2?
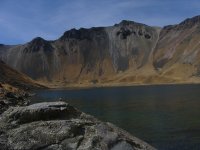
31,84,200,150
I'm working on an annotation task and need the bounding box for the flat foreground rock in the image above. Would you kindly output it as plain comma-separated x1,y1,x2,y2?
0,102,156,150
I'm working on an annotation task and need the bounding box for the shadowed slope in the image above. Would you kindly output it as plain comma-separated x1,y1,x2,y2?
0,60,43,89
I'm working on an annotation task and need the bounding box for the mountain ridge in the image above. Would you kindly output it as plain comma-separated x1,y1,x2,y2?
1,15,200,87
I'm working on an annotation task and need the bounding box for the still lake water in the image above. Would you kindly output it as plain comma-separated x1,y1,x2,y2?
31,84,200,150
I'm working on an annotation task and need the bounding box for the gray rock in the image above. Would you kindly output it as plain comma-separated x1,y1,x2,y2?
0,102,156,150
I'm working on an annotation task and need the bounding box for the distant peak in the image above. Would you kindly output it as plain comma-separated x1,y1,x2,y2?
179,15,200,26
119,20,136,25
163,15,200,31
31,37,46,43
182,15,200,22
114,20,136,27
0,44,4,46
33,37,45,40
26,37,53,53
61,27,92,40
115,20,147,27
29,37,48,46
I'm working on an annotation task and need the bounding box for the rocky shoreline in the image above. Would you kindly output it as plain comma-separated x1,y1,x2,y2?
0,83,31,114
0,84,156,150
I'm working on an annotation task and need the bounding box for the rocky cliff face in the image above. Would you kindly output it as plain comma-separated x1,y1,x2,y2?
0,101,156,150
1,16,200,86
0,20,160,85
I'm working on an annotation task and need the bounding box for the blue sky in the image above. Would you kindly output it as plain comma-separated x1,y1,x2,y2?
0,0,200,45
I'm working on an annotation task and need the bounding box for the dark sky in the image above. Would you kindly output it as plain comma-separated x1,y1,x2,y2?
0,0,200,44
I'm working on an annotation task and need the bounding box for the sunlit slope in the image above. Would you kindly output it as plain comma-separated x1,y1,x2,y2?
1,16,200,86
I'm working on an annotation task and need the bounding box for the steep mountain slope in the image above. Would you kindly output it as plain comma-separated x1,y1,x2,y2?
1,16,200,87
0,60,42,89
153,16,200,81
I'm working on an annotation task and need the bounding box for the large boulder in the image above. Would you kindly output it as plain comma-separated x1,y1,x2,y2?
0,102,156,150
